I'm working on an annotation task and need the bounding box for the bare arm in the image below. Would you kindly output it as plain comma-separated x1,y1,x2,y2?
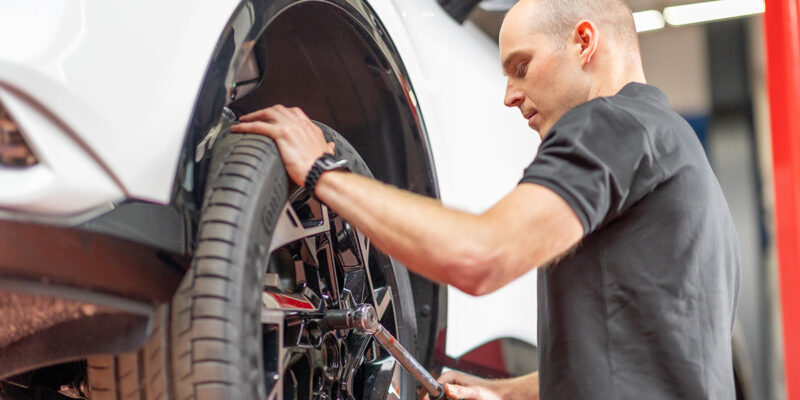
231,105,583,295
315,171,582,295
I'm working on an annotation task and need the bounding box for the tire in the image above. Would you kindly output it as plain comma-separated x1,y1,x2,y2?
88,120,418,400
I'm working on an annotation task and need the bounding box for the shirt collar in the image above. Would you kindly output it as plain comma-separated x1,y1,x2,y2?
616,82,669,106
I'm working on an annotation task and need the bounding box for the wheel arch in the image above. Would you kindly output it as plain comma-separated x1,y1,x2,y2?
171,0,447,369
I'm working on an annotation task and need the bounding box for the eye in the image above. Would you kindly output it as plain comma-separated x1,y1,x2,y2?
515,62,528,78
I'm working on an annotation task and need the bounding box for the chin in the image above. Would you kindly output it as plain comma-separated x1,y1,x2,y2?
537,124,552,139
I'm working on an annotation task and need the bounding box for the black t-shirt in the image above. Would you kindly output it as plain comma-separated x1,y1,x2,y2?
520,83,741,399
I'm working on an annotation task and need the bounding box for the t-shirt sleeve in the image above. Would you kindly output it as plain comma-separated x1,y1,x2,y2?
520,101,665,235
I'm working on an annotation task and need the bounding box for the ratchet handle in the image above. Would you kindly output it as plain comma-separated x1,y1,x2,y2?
373,325,444,397
372,326,462,400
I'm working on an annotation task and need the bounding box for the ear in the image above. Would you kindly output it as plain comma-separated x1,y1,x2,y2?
572,20,599,66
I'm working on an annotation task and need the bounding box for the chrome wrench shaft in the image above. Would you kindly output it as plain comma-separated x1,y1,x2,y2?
325,304,447,399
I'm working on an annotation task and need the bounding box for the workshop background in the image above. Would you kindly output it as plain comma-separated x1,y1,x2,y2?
468,1,781,398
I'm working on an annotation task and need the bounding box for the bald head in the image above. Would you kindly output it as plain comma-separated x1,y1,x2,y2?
499,0,646,137
514,0,638,50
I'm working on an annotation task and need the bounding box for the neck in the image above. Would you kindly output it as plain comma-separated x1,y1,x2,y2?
589,49,646,99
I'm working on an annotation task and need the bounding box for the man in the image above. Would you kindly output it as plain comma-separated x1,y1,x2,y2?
231,0,741,398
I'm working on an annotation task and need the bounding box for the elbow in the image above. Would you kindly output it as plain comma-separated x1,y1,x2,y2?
454,279,494,297
447,246,535,296
459,272,504,296
441,245,506,297
420,220,515,296
448,266,489,296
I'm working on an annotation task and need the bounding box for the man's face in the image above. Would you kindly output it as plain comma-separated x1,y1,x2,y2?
499,2,591,138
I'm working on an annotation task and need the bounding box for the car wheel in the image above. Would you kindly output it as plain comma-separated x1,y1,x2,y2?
87,121,418,400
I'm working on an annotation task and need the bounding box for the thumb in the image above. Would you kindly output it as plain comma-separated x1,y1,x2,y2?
445,383,480,400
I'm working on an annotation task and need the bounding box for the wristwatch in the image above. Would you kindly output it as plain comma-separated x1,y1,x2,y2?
304,153,349,197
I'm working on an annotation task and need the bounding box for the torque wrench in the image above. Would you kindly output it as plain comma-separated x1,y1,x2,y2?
325,304,451,400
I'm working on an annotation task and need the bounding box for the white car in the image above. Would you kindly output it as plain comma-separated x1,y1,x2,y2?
0,0,541,399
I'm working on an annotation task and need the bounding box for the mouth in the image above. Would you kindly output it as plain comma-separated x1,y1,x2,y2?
524,110,538,128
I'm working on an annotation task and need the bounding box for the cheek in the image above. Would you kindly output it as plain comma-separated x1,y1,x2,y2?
540,59,580,106
527,59,561,95
519,67,547,102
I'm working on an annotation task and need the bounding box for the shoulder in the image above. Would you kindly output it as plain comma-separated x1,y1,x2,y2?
545,98,645,145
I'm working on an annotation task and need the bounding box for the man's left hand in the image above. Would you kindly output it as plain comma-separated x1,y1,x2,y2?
421,371,503,400
440,383,502,400
230,105,335,186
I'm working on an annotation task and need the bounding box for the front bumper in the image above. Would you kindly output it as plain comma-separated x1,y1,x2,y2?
0,217,187,378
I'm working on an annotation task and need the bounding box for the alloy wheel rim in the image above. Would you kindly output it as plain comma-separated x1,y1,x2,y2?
262,188,404,400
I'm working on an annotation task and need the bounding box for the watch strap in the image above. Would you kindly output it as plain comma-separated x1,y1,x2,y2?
304,153,349,197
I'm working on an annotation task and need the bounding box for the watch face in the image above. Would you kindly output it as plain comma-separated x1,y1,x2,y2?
319,156,348,171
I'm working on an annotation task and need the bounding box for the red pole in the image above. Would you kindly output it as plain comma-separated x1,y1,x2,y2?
765,0,800,397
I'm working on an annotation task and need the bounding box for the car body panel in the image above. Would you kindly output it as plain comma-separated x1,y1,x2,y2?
0,88,122,216
0,0,239,207
0,0,540,360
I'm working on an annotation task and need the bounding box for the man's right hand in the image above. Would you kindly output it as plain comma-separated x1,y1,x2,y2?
422,370,540,400
231,105,335,187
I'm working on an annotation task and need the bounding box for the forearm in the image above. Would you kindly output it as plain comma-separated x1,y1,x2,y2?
493,372,539,400
315,171,495,291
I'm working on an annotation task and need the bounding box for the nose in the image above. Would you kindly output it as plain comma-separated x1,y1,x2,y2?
504,81,524,108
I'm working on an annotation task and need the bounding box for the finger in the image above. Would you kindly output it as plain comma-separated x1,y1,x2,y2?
230,121,279,138
239,105,282,122
438,371,461,384
419,386,429,400
326,142,336,154
445,384,481,400
438,370,476,386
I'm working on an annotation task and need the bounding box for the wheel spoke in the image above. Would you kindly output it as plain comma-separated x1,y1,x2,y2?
341,268,368,306
356,229,370,268
315,238,340,306
373,286,393,321
359,358,401,400
269,200,330,252
359,233,392,320
341,334,371,397
358,231,379,307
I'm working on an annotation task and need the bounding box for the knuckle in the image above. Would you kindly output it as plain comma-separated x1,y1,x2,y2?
256,121,272,133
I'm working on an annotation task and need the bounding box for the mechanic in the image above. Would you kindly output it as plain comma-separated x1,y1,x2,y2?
231,0,741,398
